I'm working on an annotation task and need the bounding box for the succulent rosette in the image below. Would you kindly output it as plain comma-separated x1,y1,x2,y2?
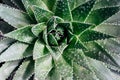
0,0,120,80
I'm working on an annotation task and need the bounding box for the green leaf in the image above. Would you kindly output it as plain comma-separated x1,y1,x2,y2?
94,23,120,37
85,6,120,25
0,61,19,80
80,30,112,42
46,68,61,80
72,0,96,22
33,39,47,59
32,23,46,36
5,26,36,43
35,54,53,80
55,0,72,21
22,0,48,10
13,58,34,80
0,38,14,53
72,22,93,35
22,0,48,20
0,42,32,62
32,6,53,23
63,49,91,69
46,40,68,60
0,4,31,28
55,56,73,80
42,0,56,11
48,33,58,46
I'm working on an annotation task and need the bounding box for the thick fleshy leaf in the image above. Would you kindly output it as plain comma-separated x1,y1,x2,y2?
13,58,34,80
5,26,36,43
72,22,93,35
42,0,56,11
31,23,46,36
94,23,120,37
80,30,112,42
46,40,68,60
0,38,14,53
35,54,53,80
0,42,32,62
46,68,61,80
72,0,96,22
55,0,72,21
32,6,53,23
0,4,31,28
33,39,47,59
48,33,58,46
85,6,120,25
0,61,19,80
22,0,48,19
55,56,73,80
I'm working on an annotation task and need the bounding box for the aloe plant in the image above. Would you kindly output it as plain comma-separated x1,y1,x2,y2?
0,0,120,80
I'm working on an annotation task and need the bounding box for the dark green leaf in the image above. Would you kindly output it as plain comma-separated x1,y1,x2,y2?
48,33,58,46
85,6,120,25
72,0,96,22
72,22,93,35
80,30,112,42
55,0,72,21
42,0,56,11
